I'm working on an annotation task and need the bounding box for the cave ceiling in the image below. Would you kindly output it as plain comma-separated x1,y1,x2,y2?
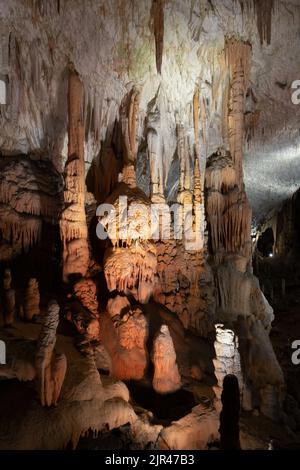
0,0,300,222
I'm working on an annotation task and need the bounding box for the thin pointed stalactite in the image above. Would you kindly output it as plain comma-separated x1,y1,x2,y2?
151,0,164,74
254,0,274,45
238,0,275,45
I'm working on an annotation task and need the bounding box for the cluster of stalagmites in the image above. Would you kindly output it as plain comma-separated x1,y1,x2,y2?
0,299,66,407
0,269,41,326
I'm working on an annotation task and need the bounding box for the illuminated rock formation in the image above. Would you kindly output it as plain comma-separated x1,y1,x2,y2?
100,182,158,304
205,149,252,260
73,278,99,318
60,68,89,282
151,325,181,394
35,300,67,406
0,158,62,260
213,324,243,406
101,296,148,381
121,87,140,166
0,300,66,406
24,278,40,321
225,38,252,182
147,97,164,202
158,403,219,450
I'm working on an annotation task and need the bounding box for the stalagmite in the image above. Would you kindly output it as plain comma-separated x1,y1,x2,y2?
151,0,164,74
2,270,15,326
151,325,181,394
147,96,164,201
60,68,89,282
24,278,40,321
35,300,67,407
3,269,12,290
103,296,149,380
213,324,243,405
219,374,241,450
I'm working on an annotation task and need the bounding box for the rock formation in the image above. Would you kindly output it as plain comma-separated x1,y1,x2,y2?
0,299,66,407
2,269,15,326
24,278,40,321
60,68,89,282
0,0,299,451
0,157,62,260
35,300,67,406
151,325,181,394
219,374,241,450
101,296,148,381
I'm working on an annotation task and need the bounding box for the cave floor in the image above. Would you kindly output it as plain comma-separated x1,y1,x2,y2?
0,319,299,449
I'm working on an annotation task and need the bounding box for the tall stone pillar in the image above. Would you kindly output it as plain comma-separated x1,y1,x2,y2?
60,68,89,282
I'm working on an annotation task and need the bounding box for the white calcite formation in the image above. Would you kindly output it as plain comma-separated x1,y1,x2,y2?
213,324,243,406
151,325,181,394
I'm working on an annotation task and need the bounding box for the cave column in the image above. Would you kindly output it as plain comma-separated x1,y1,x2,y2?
226,39,251,185
60,67,89,282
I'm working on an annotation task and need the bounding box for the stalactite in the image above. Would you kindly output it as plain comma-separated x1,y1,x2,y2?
225,38,252,182
121,87,140,165
254,0,274,45
151,0,164,74
239,1,274,45
60,67,89,282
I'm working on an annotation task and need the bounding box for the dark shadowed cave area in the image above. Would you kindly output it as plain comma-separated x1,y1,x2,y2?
0,0,300,457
